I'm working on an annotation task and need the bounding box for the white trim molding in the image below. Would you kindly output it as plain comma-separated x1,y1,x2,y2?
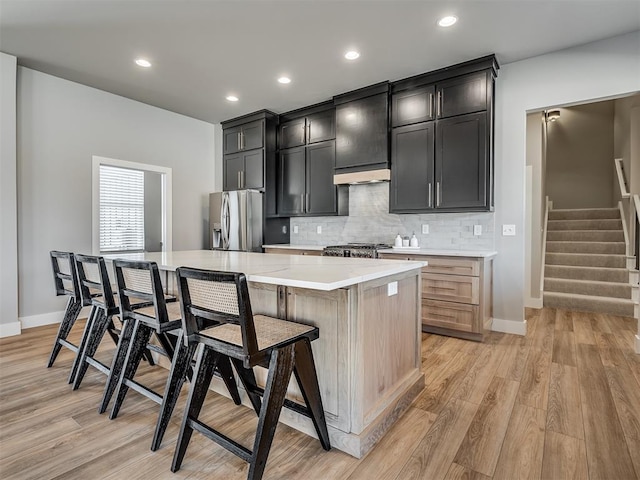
20,311,64,329
491,318,527,336
525,297,543,309
92,155,173,255
0,321,21,338
635,334,640,355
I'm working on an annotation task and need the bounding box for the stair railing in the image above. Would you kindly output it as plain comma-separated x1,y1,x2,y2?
615,158,632,256
539,196,551,295
634,194,640,271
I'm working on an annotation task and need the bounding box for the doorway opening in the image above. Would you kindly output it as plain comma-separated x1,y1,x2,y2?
92,156,172,254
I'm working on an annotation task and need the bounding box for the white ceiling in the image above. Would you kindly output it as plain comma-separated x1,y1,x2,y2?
1,0,639,124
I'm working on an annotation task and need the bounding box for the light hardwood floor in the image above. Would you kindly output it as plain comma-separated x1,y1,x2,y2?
1,308,639,479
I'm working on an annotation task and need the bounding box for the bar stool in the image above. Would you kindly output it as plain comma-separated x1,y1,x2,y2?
171,267,331,480
70,254,156,389
47,251,86,368
101,259,241,452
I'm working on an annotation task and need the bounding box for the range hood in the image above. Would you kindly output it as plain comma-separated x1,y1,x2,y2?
333,168,391,185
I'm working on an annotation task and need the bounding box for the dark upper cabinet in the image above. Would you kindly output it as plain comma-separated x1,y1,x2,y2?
390,122,435,212
335,83,389,172
391,85,435,127
223,153,244,191
279,106,335,150
278,141,338,216
435,112,488,209
223,150,265,191
436,72,488,119
223,119,264,154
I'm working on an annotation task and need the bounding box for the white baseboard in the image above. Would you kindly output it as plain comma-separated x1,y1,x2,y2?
0,321,22,338
635,334,640,354
20,310,65,329
525,297,543,309
491,318,527,336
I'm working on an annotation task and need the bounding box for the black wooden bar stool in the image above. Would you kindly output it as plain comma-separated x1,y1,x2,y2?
101,259,241,452
70,254,156,389
47,251,86,368
171,267,331,480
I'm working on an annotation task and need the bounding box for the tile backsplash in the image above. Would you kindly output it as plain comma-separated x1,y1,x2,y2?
289,182,495,250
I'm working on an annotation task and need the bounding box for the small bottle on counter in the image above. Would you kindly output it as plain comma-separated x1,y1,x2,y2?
394,234,403,247
410,233,419,247
402,235,410,247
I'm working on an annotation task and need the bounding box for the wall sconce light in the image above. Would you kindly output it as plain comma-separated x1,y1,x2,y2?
545,109,561,122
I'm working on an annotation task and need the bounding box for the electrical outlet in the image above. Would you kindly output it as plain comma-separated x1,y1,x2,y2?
473,225,482,236
422,224,429,234
502,224,516,236
387,281,398,296
293,225,299,234
282,225,287,234
316,225,322,234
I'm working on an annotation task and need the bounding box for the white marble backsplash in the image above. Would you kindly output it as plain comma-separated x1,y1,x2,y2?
289,182,495,249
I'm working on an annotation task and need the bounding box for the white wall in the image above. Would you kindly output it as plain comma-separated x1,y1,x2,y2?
144,171,163,252
17,68,216,323
526,112,544,306
546,102,615,209
493,30,640,333
0,52,19,336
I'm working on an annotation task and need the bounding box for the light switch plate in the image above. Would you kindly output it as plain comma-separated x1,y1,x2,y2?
387,281,398,296
316,225,322,234
473,225,482,236
502,224,516,236
293,225,299,234
422,224,429,234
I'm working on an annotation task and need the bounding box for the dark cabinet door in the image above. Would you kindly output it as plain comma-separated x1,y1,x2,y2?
241,120,264,151
436,72,487,119
435,112,487,209
390,122,435,212
307,110,335,144
223,153,243,191
243,149,264,189
336,93,388,170
223,126,242,154
306,141,336,215
279,118,306,149
278,147,306,215
391,86,435,127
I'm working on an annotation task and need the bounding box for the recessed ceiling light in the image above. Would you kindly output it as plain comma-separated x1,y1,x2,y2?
344,51,360,60
226,95,239,102
135,58,152,68
278,76,291,84
437,16,458,27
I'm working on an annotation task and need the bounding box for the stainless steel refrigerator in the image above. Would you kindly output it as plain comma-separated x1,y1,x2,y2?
209,190,263,252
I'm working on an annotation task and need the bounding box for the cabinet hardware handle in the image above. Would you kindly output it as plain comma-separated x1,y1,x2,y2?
242,131,245,150
439,91,443,117
237,171,241,189
436,182,441,207
306,193,310,212
302,124,306,144
237,132,241,150
428,183,432,208
428,93,433,118
436,92,441,117
241,170,245,188
301,194,305,212
308,124,311,142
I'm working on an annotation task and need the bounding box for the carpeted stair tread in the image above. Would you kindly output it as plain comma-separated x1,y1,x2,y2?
546,241,626,254
544,277,632,299
548,208,620,220
545,252,627,268
544,264,629,283
543,291,635,317
547,219,622,231
546,230,624,242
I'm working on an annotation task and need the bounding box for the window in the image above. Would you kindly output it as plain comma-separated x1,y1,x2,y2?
99,165,145,252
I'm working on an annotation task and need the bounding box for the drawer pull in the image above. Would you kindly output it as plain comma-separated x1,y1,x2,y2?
431,312,457,320
430,286,458,291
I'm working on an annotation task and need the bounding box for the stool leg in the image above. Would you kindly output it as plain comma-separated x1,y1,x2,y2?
72,310,112,390
293,339,331,451
171,346,219,473
99,317,136,414
248,345,295,480
150,334,197,451
109,322,153,420
231,358,262,415
68,306,97,384
217,356,242,406
47,297,82,367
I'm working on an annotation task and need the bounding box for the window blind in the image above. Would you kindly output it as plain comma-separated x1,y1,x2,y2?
99,165,145,252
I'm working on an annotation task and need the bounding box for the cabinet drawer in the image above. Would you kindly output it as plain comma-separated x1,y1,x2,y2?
411,256,479,276
422,299,478,332
422,273,479,304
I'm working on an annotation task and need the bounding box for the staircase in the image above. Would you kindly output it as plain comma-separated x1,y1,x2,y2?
543,207,637,317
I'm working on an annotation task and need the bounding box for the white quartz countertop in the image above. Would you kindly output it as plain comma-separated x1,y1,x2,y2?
264,244,497,258
104,250,425,291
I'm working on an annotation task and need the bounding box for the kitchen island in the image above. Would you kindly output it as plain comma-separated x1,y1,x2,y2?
105,250,426,458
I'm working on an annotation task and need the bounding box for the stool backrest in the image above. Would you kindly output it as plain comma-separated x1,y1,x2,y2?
176,267,259,363
75,254,115,311
50,251,80,301
113,259,169,328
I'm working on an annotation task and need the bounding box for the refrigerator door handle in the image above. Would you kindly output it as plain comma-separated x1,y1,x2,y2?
221,193,230,249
